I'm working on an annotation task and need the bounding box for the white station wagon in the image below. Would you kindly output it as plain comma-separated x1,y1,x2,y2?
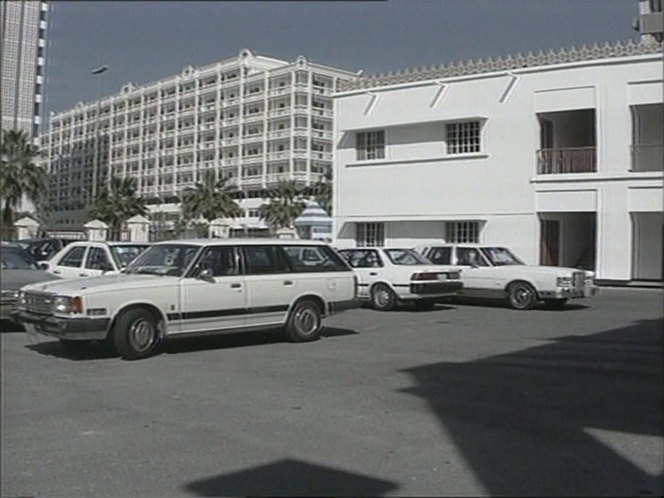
416,244,598,310
42,241,150,279
337,247,463,311
13,240,358,359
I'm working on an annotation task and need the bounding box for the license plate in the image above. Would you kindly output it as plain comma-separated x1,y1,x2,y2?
437,274,447,281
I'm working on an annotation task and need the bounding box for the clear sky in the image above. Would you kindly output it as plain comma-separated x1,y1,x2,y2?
44,0,640,117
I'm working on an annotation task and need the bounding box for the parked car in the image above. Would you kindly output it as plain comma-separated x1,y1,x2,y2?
337,247,463,311
12,239,359,359
41,241,150,279
19,237,78,262
415,243,598,310
1,243,60,320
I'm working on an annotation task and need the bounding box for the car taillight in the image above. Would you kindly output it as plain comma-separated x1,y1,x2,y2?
411,272,438,281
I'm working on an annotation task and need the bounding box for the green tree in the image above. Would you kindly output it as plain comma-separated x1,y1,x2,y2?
88,176,147,240
258,180,306,230
180,171,242,229
0,129,49,233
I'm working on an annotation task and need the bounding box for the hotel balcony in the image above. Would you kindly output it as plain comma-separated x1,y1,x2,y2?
243,113,264,124
269,109,290,118
241,155,263,165
243,133,264,144
268,130,290,139
536,147,597,174
269,87,290,97
631,144,663,172
243,93,264,103
240,176,263,187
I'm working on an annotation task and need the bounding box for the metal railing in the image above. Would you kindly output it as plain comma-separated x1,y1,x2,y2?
631,144,663,172
537,147,596,174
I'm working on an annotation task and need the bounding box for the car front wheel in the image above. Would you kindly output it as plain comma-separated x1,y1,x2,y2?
113,308,161,360
507,282,537,310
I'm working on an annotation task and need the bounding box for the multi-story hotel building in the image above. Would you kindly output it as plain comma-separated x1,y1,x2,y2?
333,40,663,283
1,0,49,139
40,49,358,231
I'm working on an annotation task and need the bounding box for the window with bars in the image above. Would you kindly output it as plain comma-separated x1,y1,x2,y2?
356,222,385,247
446,121,481,155
445,222,480,243
356,130,385,161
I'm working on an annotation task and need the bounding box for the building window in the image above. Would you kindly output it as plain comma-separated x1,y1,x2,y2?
446,121,481,154
356,130,385,161
356,222,385,247
445,222,479,243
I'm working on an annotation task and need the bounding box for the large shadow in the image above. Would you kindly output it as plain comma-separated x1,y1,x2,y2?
25,326,357,361
401,318,663,496
183,458,398,497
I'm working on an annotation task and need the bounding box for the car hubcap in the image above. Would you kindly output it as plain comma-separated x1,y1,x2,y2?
295,307,318,335
129,319,155,352
514,287,532,307
375,288,391,307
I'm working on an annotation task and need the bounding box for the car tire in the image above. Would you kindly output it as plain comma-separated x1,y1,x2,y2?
544,298,568,310
415,299,435,311
59,339,91,348
113,308,161,360
284,299,323,343
507,282,537,310
371,283,397,311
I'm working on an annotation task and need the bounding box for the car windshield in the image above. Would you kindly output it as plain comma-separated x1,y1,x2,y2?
124,244,200,277
111,245,150,268
1,247,38,270
384,249,430,265
480,247,525,266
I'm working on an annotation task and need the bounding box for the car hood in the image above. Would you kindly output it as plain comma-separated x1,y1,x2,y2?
20,273,174,294
1,269,61,291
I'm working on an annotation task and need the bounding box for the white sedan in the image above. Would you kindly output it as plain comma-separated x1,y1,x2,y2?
416,244,598,310
41,241,150,279
337,247,463,311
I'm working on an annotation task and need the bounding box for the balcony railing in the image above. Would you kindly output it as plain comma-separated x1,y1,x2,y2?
631,144,663,172
537,147,596,174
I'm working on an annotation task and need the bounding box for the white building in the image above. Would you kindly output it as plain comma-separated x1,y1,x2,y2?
333,40,663,283
39,49,358,232
1,0,49,139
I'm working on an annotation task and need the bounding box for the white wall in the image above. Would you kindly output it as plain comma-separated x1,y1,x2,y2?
334,54,663,281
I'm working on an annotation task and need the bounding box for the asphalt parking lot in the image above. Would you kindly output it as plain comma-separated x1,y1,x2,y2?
1,288,662,497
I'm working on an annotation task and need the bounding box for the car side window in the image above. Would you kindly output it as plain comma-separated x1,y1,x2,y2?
193,246,240,277
243,246,290,275
429,247,452,265
456,248,489,267
341,249,382,269
59,246,87,268
85,247,112,270
282,245,350,272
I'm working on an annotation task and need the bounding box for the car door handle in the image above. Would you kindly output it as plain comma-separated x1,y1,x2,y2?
52,270,62,275
230,283,242,289
79,273,88,277
369,272,378,276
284,280,294,286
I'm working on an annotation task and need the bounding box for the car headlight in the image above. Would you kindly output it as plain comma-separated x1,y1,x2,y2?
0,289,19,302
53,295,83,314
556,277,573,288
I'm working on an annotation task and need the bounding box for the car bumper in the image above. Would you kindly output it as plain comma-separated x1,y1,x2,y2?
399,281,463,300
328,299,362,315
10,310,110,340
540,286,599,299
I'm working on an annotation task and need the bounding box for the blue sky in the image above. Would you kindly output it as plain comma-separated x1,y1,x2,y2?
44,0,639,116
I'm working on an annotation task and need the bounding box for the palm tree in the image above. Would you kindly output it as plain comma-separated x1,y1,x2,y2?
0,129,49,234
180,171,242,227
258,180,306,231
89,176,147,240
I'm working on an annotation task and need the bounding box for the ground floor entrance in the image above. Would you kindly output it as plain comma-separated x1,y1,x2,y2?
538,212,596,271
631,212,663,281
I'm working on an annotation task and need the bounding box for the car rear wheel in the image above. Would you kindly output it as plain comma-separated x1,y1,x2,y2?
113,308,161,360
507,282,537,310
371,283,397,311
284,299,322,342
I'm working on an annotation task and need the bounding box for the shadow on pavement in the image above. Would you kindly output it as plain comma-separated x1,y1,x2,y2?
25,326,357,360
448,296,590,311
183,458,398,496
400,318,663,496
0,319,25,333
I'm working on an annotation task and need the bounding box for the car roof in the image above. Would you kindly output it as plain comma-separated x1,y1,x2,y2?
154,238,331,247
65,241,151,247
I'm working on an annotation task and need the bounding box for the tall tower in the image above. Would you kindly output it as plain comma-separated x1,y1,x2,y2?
1,0,49,140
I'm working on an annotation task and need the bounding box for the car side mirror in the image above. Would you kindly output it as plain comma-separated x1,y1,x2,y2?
38,261,50,271
197,268,215,282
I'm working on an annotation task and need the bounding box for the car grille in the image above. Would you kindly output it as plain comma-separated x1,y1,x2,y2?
24,291,54,315
573,272,585,289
